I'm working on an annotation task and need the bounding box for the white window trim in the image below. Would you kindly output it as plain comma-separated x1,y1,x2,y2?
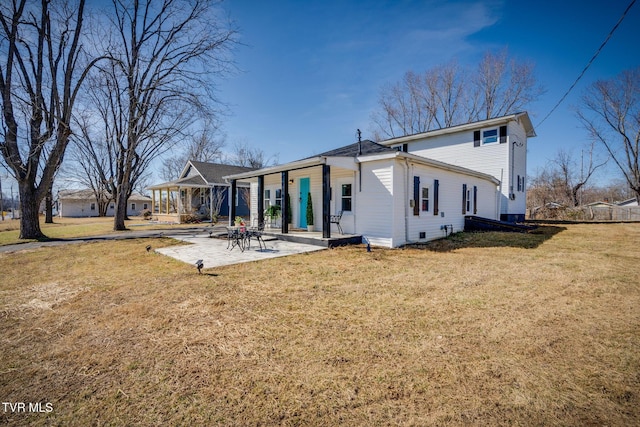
421,185,430,212
336,179,354,214
482,127,499,145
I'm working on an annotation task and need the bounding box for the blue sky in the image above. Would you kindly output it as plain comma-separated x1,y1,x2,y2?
217,0,640,184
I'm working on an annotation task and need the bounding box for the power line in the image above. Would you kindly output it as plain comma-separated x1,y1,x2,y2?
536,0,637,128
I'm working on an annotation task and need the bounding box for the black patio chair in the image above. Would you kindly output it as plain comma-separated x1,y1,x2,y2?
247,222,266,251
330,211,343,234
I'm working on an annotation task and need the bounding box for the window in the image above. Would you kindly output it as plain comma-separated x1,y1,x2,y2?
482,128,498,144
110,204,114,210
264,189,271,209
275,189,282,207
90,203,96,211
131,203,136,211
143,203,148,210
421,187,429,212
466,187,471,212
341,184,352,212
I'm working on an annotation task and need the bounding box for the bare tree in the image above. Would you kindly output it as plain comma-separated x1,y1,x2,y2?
370,49,544,140
577,67,640,203
67,113,115,216
160,122,226,181
552,144,607,206
0,0,100,238
78,0,237,231
226,141,278,168
527,144,607,210
473,50,545,121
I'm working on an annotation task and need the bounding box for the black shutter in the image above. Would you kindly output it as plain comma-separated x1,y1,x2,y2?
462,184,467,214
413,176,420,216
433,179,439,215
473,186,478,214
499,125,507,144
473,130,481,147
403,143,409,152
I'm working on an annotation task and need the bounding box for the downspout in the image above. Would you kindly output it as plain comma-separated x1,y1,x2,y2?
404,158,410,245
498,168,504,221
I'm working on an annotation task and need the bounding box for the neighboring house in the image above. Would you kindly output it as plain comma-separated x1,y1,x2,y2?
584,201,615,208
223,112,535,248
617,198,638,207
147,161,256,223
57,189,151,218
378,112,535,222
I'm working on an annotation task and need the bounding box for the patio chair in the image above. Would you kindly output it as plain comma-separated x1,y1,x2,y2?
247,222,266,251
330,211,343,234
226,226,246,252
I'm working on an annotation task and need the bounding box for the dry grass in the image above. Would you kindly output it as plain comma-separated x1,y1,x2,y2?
0,216,205,246
0,224,638,426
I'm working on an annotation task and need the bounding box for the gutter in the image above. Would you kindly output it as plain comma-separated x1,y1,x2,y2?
222,156,328,182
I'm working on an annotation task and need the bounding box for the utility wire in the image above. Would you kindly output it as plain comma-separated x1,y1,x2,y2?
536,0,637,128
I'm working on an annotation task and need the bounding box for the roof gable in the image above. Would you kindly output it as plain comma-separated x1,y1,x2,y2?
181,161,257,185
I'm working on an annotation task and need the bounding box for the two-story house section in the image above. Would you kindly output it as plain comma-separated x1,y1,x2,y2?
379,112,536,222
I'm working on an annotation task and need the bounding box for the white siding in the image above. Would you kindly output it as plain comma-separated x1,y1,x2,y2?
58,197,149,218
357,158,498,247
398,119,529,219
356,160,396,247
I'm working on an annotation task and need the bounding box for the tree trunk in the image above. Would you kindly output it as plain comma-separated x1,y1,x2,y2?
113,188,128,231
19,183,45,239
45,186,54,223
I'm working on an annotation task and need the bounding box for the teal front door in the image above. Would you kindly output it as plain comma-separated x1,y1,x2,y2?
299,177,310,228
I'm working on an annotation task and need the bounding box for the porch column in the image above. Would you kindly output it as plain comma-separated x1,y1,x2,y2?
322,164,331,238
209,187,214,222
281,171,289,234
165,188,169,214
152,190,156,214
229,179,237,225
257,175,264,227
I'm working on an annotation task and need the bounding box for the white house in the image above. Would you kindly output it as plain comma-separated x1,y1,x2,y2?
57,189,151,218
379,112,535,222
224,112,534,248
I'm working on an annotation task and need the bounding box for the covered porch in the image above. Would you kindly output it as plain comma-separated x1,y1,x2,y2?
147,177,216,223
224,156,359,240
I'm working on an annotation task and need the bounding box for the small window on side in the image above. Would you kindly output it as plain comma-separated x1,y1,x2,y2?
421,187,429,212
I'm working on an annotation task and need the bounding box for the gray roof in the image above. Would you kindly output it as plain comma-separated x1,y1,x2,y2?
188,161,256,184
58,189,151,201
309,140,396,159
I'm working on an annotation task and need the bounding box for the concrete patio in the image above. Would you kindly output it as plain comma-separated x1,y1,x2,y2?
155,232,326,269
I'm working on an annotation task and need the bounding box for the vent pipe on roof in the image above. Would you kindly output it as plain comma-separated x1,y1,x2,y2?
356,129,362,155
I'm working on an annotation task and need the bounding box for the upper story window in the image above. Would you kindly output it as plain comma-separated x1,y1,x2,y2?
474,125,507,146
483,128,498,144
